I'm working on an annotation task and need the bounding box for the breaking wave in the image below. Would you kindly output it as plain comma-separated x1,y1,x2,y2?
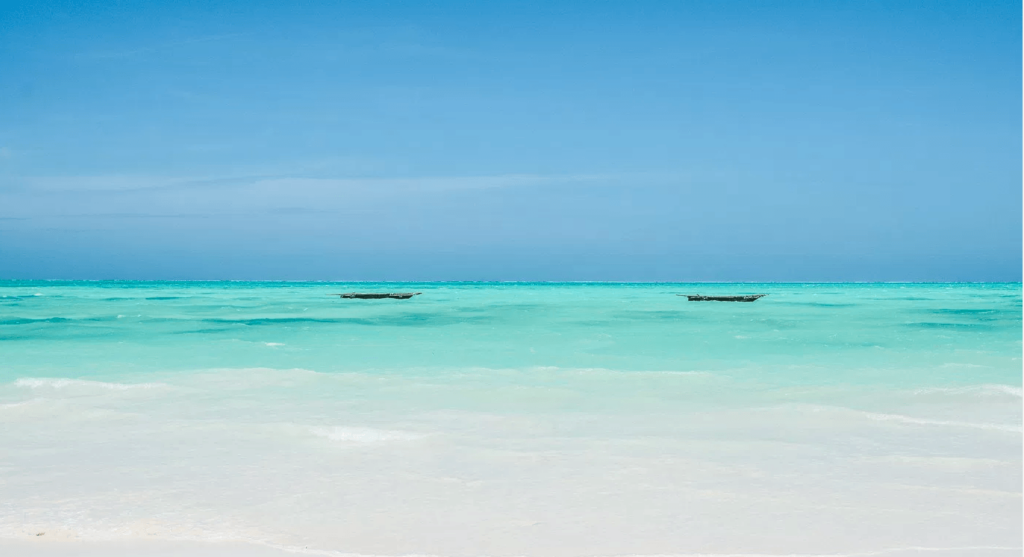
12,378,168,390
913,384,1022,398
309,426,424,443
859,411,1022,433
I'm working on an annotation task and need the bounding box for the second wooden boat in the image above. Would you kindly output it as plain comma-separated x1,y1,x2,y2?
334,293,422,300
680,294,766,302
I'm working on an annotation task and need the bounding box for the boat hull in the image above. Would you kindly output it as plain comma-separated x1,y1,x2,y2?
681,294,766,302
336,293,421,300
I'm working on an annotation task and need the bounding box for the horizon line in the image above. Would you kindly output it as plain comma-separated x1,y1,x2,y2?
1,279,1021,285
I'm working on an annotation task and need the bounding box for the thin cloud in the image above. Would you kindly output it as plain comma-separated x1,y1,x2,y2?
10,172,617,194
75,33,248,60
0,173,606,221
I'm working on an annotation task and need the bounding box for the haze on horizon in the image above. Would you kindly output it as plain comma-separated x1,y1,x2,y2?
1,0,1020,281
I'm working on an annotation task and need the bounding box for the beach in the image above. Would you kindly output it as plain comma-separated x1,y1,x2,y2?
1,282,1020,556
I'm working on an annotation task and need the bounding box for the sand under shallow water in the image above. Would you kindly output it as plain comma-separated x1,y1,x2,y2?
0,282,1020,556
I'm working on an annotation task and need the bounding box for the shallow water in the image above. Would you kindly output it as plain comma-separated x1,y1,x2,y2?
1,282,1021,556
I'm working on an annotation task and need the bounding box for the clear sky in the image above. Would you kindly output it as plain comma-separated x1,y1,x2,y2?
1,0,1020,280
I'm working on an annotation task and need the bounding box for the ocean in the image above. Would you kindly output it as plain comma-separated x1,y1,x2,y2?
1,282,1020,556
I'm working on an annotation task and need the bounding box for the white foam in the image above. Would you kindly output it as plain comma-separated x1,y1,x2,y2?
514,365,714,377
309,426,423,443
859,411,1022,433
264,342,285,347
0,398,42,410
937,362,988,369
773,404,1022,433
13,378,168,391
913,384,1022,398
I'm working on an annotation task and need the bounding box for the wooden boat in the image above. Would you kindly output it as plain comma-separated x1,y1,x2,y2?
680,294,766,302
334,292,422,300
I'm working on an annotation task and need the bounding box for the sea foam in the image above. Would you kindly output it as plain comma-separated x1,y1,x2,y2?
860,411,1023,433
912,384,1023,398
309,426,423,443
13,378,168,390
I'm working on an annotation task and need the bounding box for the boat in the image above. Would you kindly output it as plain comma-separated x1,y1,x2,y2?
334,293,422,300
680,294,766,302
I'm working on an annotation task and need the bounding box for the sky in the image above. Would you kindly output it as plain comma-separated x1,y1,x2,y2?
0,0,1020,281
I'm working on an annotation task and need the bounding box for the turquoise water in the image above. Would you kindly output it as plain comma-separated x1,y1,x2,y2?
2,281,1020,385
1,282,1021,556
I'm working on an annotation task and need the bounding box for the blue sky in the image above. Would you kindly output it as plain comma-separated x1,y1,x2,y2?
0,0,1020,280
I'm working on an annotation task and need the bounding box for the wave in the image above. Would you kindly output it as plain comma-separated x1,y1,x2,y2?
12,378,168,390
157,365,715,383
786,404,1022,433
0,398,42,410
913,384,1022,398
859,411,1022,433
0,317,72,325
434,365,715,379
309,426,423,443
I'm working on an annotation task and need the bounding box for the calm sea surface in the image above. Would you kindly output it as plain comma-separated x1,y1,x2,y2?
1,282,1021,556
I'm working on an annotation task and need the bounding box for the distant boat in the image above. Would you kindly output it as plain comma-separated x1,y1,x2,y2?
334,293,422,300
680,294,766,302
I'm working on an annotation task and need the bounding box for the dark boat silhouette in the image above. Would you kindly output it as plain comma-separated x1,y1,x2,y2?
680,294,766,302
334,293,421,300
